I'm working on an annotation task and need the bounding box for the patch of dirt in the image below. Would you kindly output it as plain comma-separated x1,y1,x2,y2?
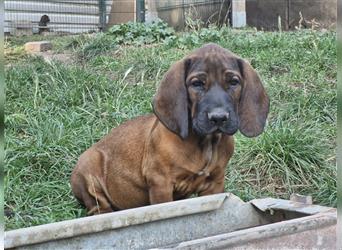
5,207,15,218
269,65,289,74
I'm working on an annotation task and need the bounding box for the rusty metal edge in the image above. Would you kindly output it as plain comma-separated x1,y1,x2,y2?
162,209,337,249
5,193,228,249
250,197,334,215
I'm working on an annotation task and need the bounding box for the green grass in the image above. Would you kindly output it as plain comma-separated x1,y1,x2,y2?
5,25,336,230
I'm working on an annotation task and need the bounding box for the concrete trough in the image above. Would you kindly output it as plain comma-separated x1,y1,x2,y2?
4,193,336,249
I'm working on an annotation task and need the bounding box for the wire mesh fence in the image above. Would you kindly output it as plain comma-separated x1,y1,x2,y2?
5,0,232,36
4,0,113,35
147,0,231,30
4,0,337,36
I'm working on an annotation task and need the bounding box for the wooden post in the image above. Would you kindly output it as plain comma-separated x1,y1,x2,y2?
145,0,158,23
108,0,136,26
232,0,246,28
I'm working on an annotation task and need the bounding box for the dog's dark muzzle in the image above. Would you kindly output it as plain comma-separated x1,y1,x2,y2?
193,105,239,136
208,108,229,127
192,85,239,135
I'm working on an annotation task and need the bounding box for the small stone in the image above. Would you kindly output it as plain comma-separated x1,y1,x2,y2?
24,41,52,53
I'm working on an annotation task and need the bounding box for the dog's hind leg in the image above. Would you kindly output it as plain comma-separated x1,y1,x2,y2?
71,172,113,215
84,174,114,215
71,149,116,215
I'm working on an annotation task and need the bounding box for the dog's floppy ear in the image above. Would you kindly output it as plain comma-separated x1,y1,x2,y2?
153,59,190,139
238,59,270,137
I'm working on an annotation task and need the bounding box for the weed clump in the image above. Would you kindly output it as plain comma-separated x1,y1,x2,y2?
108,20,175,45
228,120,336,206
79,20,175,58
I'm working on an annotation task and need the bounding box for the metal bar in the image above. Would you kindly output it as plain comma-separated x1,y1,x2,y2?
98,0,106,31
164,210,337,249
5,0,102,6
156,0,224,11
5,193,228,249
5,194,336,249
250,197,334,215
285,0,290,30
136,0,145,22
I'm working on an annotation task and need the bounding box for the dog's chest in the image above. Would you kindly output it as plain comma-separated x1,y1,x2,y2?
173,172,212,197
173,134,222,196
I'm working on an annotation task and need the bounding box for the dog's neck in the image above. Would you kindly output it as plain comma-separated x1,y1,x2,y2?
154,119,226,176
198,133,222,148
196,133,222,176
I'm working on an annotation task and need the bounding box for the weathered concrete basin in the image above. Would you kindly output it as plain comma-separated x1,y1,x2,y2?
4,193,336,249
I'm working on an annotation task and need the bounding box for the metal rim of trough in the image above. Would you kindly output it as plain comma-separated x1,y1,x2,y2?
4,193,228,249
4,193,336,249
164,209,337,249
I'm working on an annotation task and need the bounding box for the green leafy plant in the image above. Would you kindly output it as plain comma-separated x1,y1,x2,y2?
78,20,175,58
108,19,175,44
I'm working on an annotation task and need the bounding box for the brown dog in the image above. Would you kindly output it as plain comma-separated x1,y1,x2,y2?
70,43,269,215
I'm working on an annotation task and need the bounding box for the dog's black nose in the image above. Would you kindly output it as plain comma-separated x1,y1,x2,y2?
208,109,229,126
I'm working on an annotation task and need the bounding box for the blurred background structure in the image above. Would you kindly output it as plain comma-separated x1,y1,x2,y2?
4,0,113,35
246,0,337,30
4,0,337,36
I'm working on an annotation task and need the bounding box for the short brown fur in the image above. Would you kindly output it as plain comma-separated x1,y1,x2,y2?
71,43,269,215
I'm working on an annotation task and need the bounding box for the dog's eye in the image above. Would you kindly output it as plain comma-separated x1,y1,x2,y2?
230,78,240,86
192,80,205,88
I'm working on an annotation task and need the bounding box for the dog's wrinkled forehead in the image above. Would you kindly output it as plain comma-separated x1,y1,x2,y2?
188,44,240,73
